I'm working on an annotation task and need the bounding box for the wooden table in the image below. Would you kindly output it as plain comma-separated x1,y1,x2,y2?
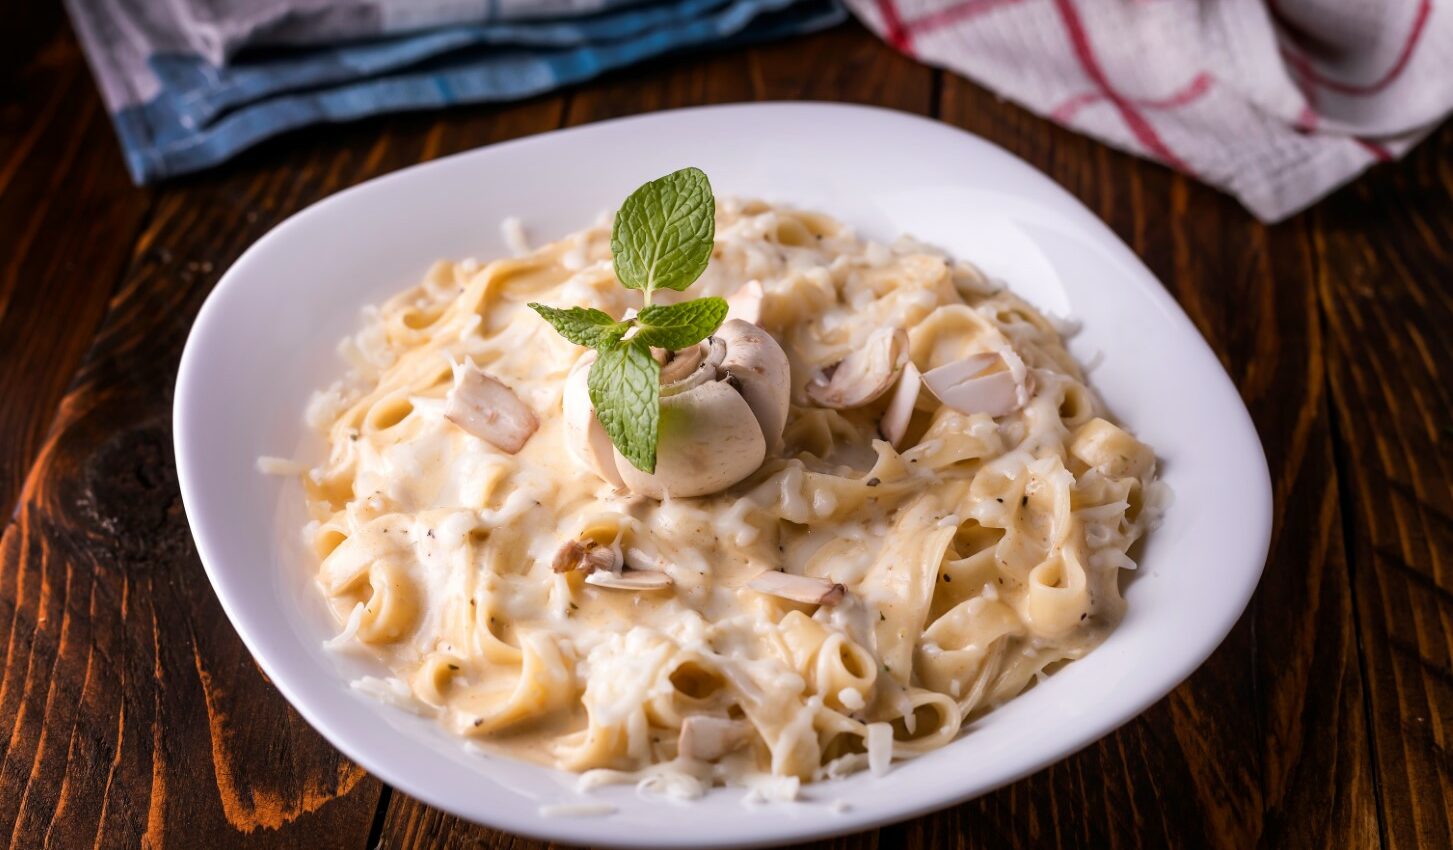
4,6,1450,848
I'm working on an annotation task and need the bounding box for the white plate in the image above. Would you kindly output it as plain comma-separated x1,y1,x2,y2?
174,103,1271,848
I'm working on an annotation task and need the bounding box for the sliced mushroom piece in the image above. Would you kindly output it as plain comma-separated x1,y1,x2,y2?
748,571,846,606
715,319,791,453
625,547,670,572
806,327,908,409
657,341,706,385
551,539,619,574
921,352,1023,417
584,569,673,590
725,280,764,326
563,354,625,488
880,362,922,448
678,715,750,762
444,361,538,453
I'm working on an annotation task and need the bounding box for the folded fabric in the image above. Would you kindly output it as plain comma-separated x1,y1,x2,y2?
65,0,845,184
97,1,668,65
844,0,1452,222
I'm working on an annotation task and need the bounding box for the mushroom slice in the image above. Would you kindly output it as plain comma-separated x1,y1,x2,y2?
563,355,625,488
880,362,922,448
678,716,750,762
725,280,765,326
444,361,538,453
716,319,791,452
585,569,673,591
806,328,908,409
748,571,846,606
551,539,618,574
921,352,1024,418
658,341,707,385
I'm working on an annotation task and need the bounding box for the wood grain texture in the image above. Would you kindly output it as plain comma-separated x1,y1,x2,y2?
0,67,567,847
1313,120,1453,850
0,8,153,520
2,12,1447,850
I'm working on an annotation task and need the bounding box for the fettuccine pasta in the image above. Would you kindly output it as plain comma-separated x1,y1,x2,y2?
297,198,1166,797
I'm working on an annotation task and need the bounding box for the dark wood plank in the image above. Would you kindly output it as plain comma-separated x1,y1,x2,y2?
743,21,936,112
376,21,935,850
0,85,568,846
0,8,154,520
925,72,1383,849
1314,121,1453,850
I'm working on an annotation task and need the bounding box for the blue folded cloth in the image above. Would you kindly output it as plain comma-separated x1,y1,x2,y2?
65,0,845,184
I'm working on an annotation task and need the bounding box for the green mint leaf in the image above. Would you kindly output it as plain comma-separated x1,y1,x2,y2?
611,167,715,298
588,339,659,473
633,297,728,350
528,303,630,349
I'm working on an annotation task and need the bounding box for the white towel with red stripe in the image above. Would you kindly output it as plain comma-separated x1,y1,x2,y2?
846,0,1450,221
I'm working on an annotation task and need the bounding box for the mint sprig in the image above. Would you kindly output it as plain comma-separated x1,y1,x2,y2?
587,340,659,473
529,167,725,474
611,167,715,304
529,305,631,349
633,297,728,350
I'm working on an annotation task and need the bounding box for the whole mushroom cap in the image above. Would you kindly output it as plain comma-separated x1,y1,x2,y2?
562,316,793,499
715,319,791,453
563,354,624,488
615,377,767,498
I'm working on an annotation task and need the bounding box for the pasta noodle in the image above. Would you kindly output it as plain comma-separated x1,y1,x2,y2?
295,199,1165,793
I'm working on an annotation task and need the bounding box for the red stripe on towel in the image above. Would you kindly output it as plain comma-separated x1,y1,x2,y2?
1052,0,1195,174
1279,0,1430,96
875,0,914,52
907,0,1027,36
1355,139,1393,162
1051,73,1212,123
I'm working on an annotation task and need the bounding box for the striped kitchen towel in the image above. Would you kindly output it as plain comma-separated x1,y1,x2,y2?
846,0,1452,221
65,0,845,185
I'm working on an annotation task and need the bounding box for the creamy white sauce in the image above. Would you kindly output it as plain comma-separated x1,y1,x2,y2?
299,200,1163,793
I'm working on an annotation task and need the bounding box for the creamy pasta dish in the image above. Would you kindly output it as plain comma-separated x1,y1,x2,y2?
296,198,1164,799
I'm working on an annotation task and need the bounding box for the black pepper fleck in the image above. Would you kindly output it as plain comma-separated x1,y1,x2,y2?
1020,495,1028,507
995,497,1004,503
866,477,881,487
943,574,952,582
473,719,484,727
448,664,459,670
